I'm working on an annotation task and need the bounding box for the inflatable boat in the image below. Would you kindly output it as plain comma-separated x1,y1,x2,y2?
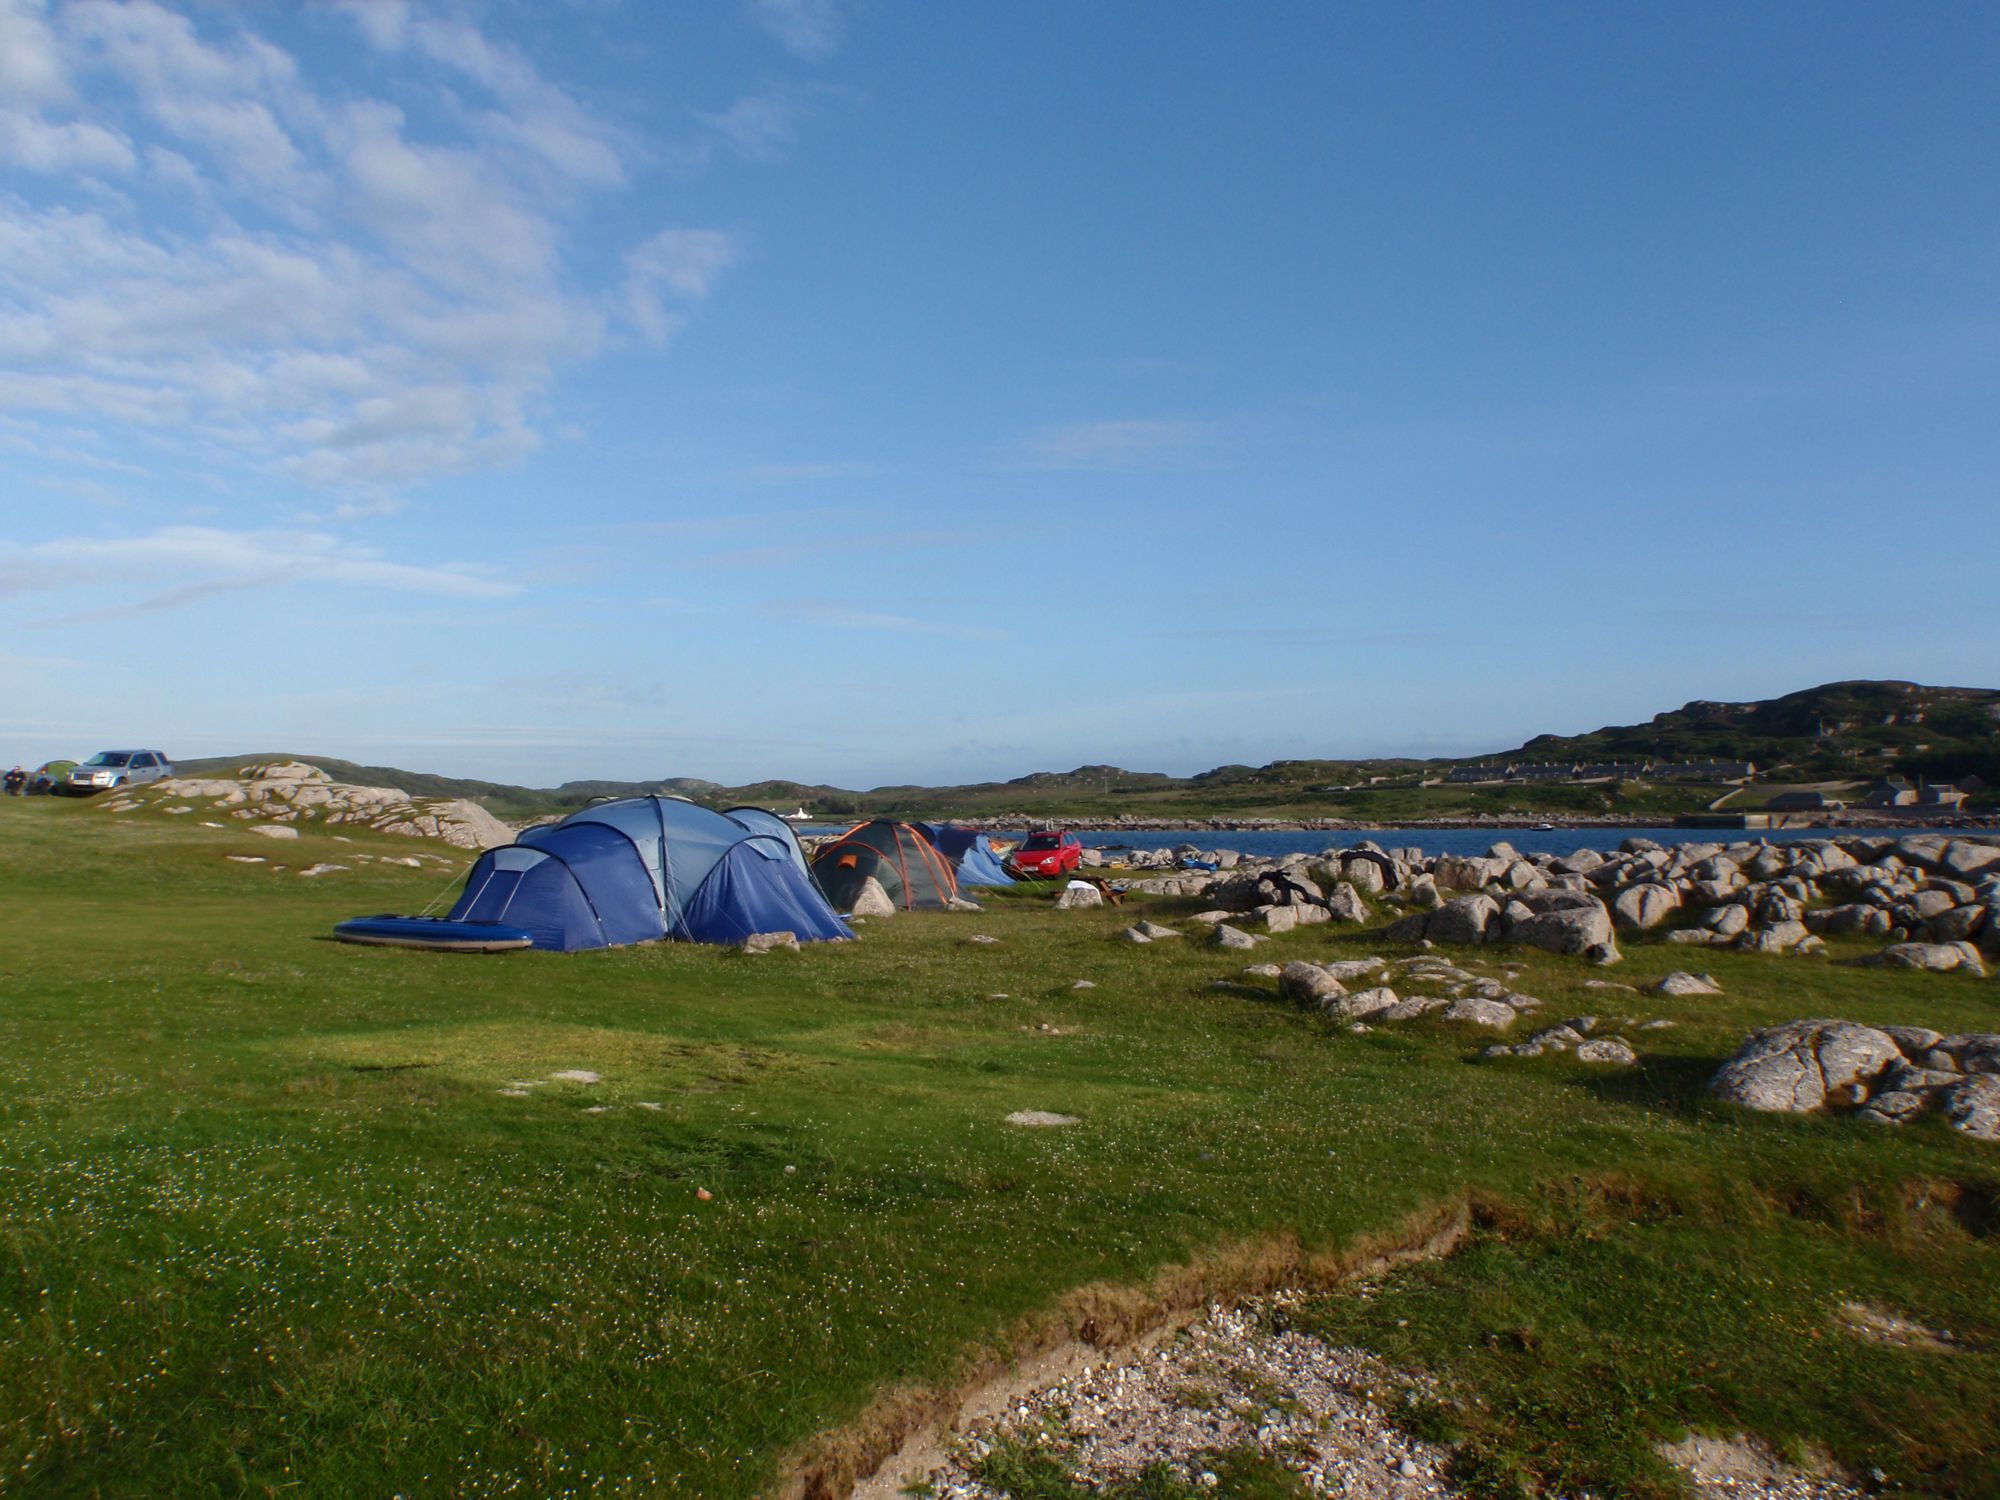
333,915,535,953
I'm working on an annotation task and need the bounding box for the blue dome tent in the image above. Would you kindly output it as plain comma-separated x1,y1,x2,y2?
917,824,1015,887
335,797,850,952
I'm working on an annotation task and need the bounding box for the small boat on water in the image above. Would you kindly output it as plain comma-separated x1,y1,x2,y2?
333,915,535,952
782,807,813,822
1532,822,1557,831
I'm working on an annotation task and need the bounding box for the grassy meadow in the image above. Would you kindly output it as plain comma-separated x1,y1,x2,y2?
1,797,1996,1498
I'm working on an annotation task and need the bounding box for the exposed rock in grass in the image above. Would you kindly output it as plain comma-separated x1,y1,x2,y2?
1208,923,1259,951
1054,884,1104,910
1711,1021,2000,1136
1441,997,1516,1029
1711,1021,1903,1113
1943,1075,2000,1140
1873,941,1986,976
741,931,800,954
247,824,299,840
1119,927,1152,943
1278,961,1346,1007
1575,1037,1637,1065
298,863,348,877
225,855,266,864
1135,920,1181,940
1655,971,1722,997
968,934,999,944
1660,1433,1861,1500
1327,986,1398,1021
1836,1300,1964,1354
1005,1110,1078,1127
549,1069,601,1084
890,1298,1457,1500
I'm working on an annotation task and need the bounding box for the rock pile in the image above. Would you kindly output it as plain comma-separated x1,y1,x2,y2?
1122,834,2000,968
1710,1019,2000,1138
104,761,514,849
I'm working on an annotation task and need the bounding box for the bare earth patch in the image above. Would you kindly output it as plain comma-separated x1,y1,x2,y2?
865,1296,1457,1498
1836,1299,1964,1354
1658,1433,1862,1500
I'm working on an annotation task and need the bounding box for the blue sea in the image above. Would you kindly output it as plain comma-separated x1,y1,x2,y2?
797,824,1998,861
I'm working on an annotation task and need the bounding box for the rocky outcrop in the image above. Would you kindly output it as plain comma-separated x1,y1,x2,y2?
1711,1019,2000,1138
119,761,514,849
1143,831,1999,970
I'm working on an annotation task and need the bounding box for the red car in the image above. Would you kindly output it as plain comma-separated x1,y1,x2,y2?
1007,830,1084,877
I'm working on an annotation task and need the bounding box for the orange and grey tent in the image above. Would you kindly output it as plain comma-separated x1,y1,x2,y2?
811,819,959,910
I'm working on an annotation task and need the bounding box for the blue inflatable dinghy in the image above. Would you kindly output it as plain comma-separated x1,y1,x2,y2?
333,915,535,953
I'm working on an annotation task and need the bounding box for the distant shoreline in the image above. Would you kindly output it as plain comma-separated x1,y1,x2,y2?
939,813,2000,835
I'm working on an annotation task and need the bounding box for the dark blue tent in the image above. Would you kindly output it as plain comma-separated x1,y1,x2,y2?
445,797,850,951
917,824,1015,887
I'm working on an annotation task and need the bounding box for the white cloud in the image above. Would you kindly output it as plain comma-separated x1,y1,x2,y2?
747,0,843,61
0,3,732,491
625,228,739,340
699,87,807,160
0,0,71,105
1012,418,1224,472
0,104,133,172
0,524,514,622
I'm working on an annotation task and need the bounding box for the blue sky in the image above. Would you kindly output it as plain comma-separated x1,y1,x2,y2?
2,1,1996,787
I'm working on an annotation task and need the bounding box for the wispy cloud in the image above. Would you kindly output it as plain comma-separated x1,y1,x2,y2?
746,0,844,60
762,599,1007,640
1011,418,1224,472
0,2,736,490
624,228,740,341
0,524,514,624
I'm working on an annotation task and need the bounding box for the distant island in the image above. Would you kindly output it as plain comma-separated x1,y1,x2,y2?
173,679,1998,826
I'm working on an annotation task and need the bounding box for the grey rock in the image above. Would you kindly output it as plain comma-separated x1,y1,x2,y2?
1209,923,1259,951
1382,996,1448,1020
1878,942,1986,975
740,931,800,954
1441,996,1517,1029
1330,986,1400,1020
1944,1075,2000,1140
1654,971,1722,997
1704,903,1751,938
1613,883,1682,933
1278,961,1347,1006
1326,882,1370,923
1054,883,1105,910
1135,920,1181,940
1576,1037,1638,1065
1119,927,1153,944
1856,1090,1932,1126
850,876,898,917
1428,894,1500,946
1511,900,1615,957
1709,1020,1906,1114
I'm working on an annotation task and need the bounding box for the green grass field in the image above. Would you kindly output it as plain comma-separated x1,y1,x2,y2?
2,798,1996,1498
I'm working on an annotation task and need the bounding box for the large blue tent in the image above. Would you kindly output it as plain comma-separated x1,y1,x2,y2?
917,824,1015,887
444,797,851,951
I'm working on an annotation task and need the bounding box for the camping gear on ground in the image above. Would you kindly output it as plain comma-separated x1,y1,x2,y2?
916,823,1015,886
812,818,960,911
331,915,535,952
333,796,851,953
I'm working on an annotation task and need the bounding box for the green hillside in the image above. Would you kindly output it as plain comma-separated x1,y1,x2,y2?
167,681,1999,823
